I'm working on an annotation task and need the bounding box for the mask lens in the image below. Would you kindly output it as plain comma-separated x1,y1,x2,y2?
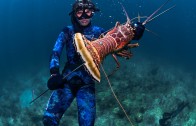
76,9,83,18
85,9,93,17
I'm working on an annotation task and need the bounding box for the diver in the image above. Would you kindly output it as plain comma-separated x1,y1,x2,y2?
43,0,145,126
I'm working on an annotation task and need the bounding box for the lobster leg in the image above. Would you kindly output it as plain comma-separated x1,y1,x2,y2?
116,50,133,59
107,54,120,77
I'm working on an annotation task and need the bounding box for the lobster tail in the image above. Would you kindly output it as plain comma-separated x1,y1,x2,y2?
74,33,101,82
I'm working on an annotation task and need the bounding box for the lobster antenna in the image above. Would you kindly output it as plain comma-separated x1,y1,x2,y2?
100,64,134,126
138,12,141,22
99,4,132,36
147,5,176,23
142,0,172,25
98,0,173,39
130,16,147,22
145,28,160,38
144,5,176,38
120,3,131,25
29,89,49,104
29,63,85,104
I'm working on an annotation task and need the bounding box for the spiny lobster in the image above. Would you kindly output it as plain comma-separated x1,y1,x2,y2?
73,0,174,82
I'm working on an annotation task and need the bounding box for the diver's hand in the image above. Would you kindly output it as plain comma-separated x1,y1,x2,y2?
132,22,145,40
47,74,65,90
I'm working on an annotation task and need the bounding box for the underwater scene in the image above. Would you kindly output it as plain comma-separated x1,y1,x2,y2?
0,0,196,125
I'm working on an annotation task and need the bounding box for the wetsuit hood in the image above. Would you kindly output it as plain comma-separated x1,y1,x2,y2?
69,0,100,33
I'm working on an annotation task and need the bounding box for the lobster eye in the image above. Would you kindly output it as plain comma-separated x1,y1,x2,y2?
134,23,138,27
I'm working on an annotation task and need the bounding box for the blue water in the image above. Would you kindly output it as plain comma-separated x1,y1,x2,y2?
0,0,195,84
0,0,195,125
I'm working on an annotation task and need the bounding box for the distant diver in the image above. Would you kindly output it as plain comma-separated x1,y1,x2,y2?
159,101,189,126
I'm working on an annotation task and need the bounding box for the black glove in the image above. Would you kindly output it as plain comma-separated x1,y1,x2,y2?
132,22,145,40
50,67,60,75
47,74,66,90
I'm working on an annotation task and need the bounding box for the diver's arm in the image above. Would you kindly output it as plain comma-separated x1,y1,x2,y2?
49,32,66,74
